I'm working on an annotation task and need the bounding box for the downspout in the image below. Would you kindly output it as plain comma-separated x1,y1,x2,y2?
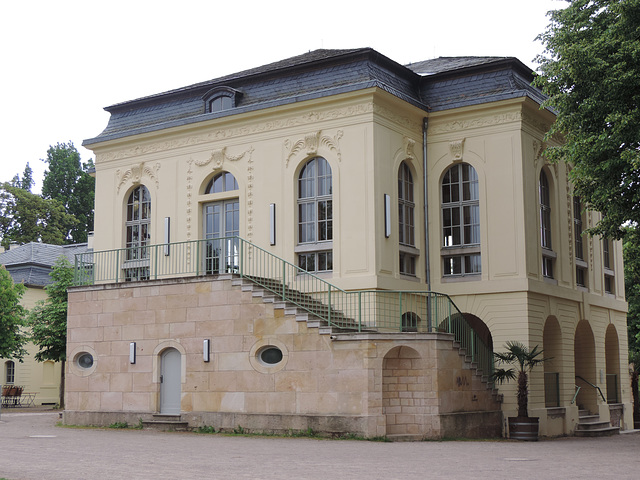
423,117,432,331
423,117,430,287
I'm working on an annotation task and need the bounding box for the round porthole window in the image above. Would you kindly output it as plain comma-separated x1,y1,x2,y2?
76,352,94,369
258,346,283,365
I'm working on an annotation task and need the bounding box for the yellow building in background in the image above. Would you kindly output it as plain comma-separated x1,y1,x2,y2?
1,242,89,406
65,49,630,438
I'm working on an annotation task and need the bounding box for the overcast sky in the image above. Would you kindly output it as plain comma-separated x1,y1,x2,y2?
0,0,563,192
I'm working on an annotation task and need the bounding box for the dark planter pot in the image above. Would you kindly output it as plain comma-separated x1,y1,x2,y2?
508,416,539,441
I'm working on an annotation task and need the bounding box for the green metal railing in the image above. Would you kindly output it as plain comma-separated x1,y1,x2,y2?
74,236,494,377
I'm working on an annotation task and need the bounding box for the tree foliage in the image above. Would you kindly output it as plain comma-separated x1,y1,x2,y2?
534,0,640,239
28,257,74,363
0,182,78,248
42,142,95,244
0,266,27,361
624,226,640,356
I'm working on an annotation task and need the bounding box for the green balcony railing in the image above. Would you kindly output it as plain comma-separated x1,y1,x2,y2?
74,236,494,377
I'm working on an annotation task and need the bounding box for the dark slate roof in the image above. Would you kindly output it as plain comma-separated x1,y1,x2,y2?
405,57,513,75
84,49,548,145
0,242,90,287
407,56,546,112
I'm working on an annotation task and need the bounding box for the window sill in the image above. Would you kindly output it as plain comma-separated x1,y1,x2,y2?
441,273,481,283
575,258,588,268
543,276,558,286
542,248,557,259
441,245,480,256
295,241,333,253
399,244,420,256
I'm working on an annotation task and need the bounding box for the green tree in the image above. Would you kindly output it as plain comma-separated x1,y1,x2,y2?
0,183,78,248
534,0,640,239
0,266,27,361
20,163,34,192
42,142,95,244
28,257,74,408
624,226,640,420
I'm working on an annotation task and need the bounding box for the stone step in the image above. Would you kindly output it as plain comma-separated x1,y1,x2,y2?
575,426,619,437
142,415,189,432
577,420,612,431
387,434,424,442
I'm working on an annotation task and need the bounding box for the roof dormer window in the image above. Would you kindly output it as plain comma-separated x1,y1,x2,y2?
202,86,241,113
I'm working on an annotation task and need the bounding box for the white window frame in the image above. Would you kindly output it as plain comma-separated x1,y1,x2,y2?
441,163,481,277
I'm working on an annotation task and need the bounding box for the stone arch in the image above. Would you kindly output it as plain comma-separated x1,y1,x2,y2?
543,316,563,407
605,324,621,403
382,346,424,437
574,320,597,413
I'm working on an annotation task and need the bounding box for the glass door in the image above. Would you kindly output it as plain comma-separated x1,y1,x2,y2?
203,200,239,274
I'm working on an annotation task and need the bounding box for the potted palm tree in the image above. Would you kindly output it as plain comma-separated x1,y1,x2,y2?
492,341,547,441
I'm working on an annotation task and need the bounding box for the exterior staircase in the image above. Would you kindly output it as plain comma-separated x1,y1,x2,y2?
575,410,619,437
235,276,365,334
234,276,500,400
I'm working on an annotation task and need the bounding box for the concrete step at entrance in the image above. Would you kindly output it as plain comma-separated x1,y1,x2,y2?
142,415,189,432
575,412,619,437
387,434,424,442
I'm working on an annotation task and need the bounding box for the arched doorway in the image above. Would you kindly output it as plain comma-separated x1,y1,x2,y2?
605,324,620,404
543,316,563,407
160,348,181,414
574,320,597,413
382,346,423,436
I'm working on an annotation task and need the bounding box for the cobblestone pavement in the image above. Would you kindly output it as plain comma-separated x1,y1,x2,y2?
1,410,639,480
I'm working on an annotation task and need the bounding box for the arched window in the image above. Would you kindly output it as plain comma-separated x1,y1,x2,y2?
398,162,416,275
5,360,15,384
202,86,241,113
205,171,239,194
297,157,332,272
125,185,151,281
441,163,480,276
401,312,420,332
539,170,554,278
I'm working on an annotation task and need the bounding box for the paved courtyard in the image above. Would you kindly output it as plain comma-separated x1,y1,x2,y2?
1,410,639,480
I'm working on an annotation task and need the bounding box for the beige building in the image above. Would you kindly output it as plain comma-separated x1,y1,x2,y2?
66,49,630,438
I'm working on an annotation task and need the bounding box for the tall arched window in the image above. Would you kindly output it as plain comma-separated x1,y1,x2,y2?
441,163,480,276
398,161,416,275
125,184,151,281
297,157,332,272
573,196,587,287
539,170,554,278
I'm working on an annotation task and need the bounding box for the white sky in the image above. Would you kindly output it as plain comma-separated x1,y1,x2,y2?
0,0,563,193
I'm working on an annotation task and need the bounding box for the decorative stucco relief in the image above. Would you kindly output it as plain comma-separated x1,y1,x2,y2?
430,112,522,135
116,162,160,193
194,146,252,168
99,103,373,162
567,178,574,266
522,112,552,135
449,138,465,162
403,136,417,161
372,104,421,132
284,130,343,166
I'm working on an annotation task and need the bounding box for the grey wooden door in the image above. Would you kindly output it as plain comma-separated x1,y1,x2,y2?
160,348,181,414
